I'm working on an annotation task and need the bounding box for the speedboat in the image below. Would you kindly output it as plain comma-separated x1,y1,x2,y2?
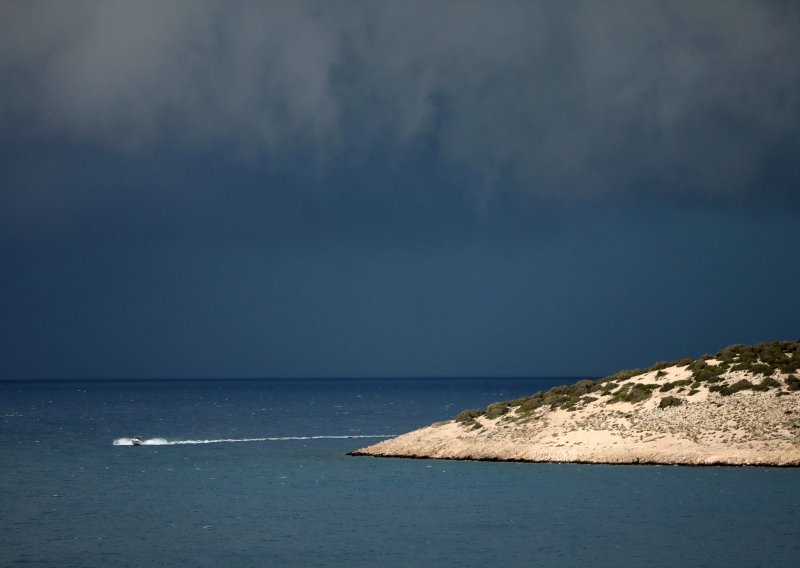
131,437,143,446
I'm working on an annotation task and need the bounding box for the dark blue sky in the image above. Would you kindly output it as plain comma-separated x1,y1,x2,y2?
1,2,799,379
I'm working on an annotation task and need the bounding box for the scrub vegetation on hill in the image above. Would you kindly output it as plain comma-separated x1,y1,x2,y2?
354,339,800,466
454,340,800,425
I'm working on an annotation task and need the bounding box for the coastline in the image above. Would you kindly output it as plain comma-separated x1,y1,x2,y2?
350,342,800,467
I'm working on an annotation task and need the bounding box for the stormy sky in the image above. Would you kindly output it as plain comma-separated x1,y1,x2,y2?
1,1,799,379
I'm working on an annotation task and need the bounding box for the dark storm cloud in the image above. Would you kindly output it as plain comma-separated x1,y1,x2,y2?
2,0,799,201
2,1,800,380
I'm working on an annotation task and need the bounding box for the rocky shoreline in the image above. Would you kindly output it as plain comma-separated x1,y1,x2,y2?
350,341,800,467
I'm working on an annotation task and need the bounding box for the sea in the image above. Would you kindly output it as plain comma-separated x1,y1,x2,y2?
1,378,799,567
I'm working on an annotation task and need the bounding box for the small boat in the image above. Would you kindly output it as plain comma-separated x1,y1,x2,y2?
130,437,143,446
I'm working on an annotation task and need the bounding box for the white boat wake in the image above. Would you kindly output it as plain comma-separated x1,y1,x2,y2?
113,434,394,446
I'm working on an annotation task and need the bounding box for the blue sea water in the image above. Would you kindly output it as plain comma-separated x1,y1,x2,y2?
1,378,799,567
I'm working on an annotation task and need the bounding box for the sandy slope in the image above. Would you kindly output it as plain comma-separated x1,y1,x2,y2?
351,364,800,466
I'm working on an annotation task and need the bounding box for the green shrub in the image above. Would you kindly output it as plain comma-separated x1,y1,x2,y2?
786,375,800,391
781,360,800,374
609,383,655,404
660,379,692,392
718,379,754,396
749,363,775,376
599,382,617,394
626,385,656,403
642,358,690,373
485,403,510,419
687,359,707,373
716,348,736,363
752,377,781,391
516,395,545,413
454,409,484,426
659,396,683,409
606,369,642,383
692,366,724,383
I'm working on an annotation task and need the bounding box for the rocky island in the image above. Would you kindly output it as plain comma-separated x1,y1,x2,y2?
351,340,800,466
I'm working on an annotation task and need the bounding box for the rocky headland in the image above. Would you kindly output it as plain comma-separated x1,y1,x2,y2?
350,340,800,466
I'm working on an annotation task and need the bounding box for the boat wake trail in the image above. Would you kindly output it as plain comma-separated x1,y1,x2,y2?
113,434,394,446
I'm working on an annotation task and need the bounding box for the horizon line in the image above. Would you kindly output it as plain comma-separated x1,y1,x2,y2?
0,375,594,383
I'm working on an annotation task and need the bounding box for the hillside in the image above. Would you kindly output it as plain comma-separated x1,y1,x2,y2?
350,340,800,466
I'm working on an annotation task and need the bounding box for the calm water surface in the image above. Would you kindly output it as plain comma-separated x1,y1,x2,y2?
1,379,798,567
